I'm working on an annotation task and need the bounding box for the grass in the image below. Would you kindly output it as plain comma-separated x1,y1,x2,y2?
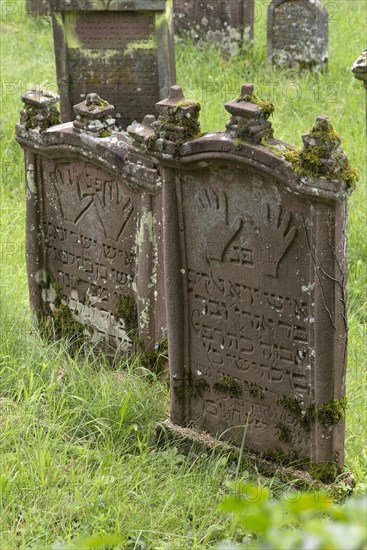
0,0,366,547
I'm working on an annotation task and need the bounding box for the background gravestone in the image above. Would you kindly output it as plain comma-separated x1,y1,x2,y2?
16,90,166,354
147,84,358,474
352,50,367,157
267,0,328,71
47,0,176,128
173,0,254,55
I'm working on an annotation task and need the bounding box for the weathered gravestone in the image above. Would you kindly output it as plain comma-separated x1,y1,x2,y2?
16,89,166,354
173,0,254,55
352,50,367,157
143,84,358,475
46,0,176,127
267,0,328,72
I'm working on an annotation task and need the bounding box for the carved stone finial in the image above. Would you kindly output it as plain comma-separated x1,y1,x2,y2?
352,50,367,84
20,89,60,132
292,115,360,187
150,86,201,153
127,114,156,147
73,93,115,138
224,83,274,144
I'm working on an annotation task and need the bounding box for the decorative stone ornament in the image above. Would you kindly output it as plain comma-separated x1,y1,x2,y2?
73,93,115,138
148,85,201,156
224,83,274,144
20,90,60,132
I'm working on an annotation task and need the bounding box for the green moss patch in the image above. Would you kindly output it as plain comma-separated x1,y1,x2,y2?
237,91,275,118
282,118,360,187
115,294,138,339
279,395,347,432
140,338,168,376
214,375,242,398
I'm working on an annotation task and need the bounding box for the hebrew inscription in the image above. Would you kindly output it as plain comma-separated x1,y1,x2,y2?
179,168,317,456
40,158,138,349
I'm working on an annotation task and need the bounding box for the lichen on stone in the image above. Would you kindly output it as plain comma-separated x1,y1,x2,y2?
282,116,360,188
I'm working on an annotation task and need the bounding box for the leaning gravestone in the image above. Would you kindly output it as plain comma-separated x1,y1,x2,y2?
143,84,358,474
47,0,176,127
16,89,166,354
173,0,254,55
267,0,328,71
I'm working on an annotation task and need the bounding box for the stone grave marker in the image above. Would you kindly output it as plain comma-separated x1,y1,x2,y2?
47,0,176,127
173,0,254,55
267,0,328,72
16,90,166,354
352,50,367,157
147,84,358,474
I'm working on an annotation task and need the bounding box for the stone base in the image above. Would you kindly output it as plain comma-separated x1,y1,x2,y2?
156,419,355,495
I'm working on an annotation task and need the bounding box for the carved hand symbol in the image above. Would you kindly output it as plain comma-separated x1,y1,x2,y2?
254,204,297,278
50,164,93,223
199,187,243,263
94,181,134,242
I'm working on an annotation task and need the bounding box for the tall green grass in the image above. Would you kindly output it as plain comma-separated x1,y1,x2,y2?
1,1,366,547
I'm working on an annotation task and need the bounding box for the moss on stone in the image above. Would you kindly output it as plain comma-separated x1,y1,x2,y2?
53,281,63,308
262,448,299,465
99,130,112,138
317,397,347,429
40,304,86,343
276,422,292,444
140,338,168,375
114,294,138,338
214,375,242,398
279,396,316,432
282,118,360,188
237,92,275,118
279,395,347,432
189,376,210,398
308,462,340,484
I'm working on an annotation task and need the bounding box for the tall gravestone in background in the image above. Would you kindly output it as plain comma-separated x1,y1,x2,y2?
16,90,166,354
267,0,328,72
47,0,176,127
143,84,357,472
173,0,254,55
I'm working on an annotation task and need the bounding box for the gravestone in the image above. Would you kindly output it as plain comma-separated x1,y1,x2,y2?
352,50,367,157
16,90,166,354
267,0,328,71
173,0,254,55
47,0,176,127
146,84,357,472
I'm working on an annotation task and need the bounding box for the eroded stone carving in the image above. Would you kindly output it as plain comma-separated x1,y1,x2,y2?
16,90,166,355
147,83,357,477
